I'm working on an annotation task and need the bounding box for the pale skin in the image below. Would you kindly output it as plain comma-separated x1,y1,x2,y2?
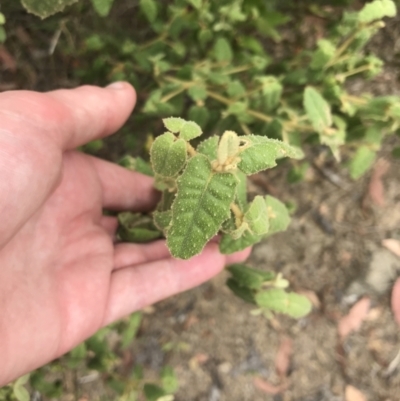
0,83,250,386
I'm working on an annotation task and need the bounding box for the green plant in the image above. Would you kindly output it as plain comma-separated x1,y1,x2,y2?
0,311,179,401
117,118,312,318
71,0,398,181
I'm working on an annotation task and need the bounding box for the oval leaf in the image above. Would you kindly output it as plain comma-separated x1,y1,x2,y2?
244,196,269,236
255,289,312,318
21,0,78,18
179,121,203,141
219,229,261,254
217,131,240,165
167,155,238,259
265,195,290,234
91,0,115,16
163,117,186,133
140,0,158,23
349,145,376,180
238,135,302,175
150,132,187,178
303,86,332,133
213,37,233,62
228,264,275,289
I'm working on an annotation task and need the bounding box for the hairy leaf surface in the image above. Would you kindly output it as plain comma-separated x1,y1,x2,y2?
150,132,187,177
179,121,202,141
244,196,269,235
217,131,240,165
265,195,290,234
219,229,261,254
163,117,186,133
255,289,312,318
238,135,302,175
153,210,172,233
167,155,237,259
197,136,218,160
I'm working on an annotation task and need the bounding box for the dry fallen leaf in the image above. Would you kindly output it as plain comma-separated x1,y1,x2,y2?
368,158,390,207
253,377,284,395
382,239,400,259
275,337,293,378
338,297,371,341
391,278,400,327
345,385,367,401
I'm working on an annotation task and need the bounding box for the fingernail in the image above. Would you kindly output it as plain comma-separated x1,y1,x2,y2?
106,81,126,90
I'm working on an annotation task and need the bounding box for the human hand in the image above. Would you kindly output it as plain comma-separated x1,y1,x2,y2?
0,83,250,385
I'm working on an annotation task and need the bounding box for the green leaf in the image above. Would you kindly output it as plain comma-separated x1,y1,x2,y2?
119,156,154,177
197,136,218,160
13,375,30,401
153,210,172,233
255,289,312,318
118,213,162,243
228,264,275,290
257,76,283,112
235,171,247,209
227,80,246,98
90,0,114,16
238,135,303,175
179,121,203,141
188,85,208,101
226,278,256,304
161,366,178,394
121,312,142,349
244,196,269,236
163,117,186,133
187,0,202,9
303,87,332,133
140,0,158,23
150,132,187,177
0,13,5,25
167,155,238,259
217,130,240,165
358,0,396,23
349,145,376,179
310,39,336,69
219,229,261,254
188,106,210,127
265,195,291,234
213,37,233,62
21,0,78,18
143,384,167,401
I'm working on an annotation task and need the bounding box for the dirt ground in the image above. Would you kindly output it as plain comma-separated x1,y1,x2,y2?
2,4,400,401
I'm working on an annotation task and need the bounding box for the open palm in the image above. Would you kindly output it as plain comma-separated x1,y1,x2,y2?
0,84,250,385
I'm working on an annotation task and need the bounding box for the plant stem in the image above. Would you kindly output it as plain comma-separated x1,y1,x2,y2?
230,203,244,227
186,142,197,156
336,64,371,80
